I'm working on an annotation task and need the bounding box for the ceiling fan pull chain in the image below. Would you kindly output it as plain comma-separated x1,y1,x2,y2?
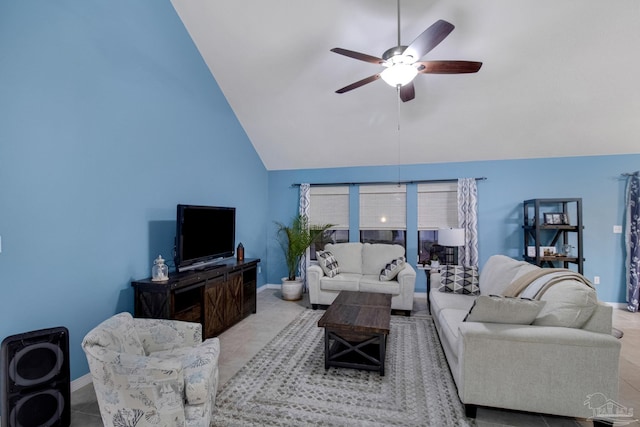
396,84,401,184
397,85,401,131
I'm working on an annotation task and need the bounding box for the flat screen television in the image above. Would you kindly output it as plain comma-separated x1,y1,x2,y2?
175,204,235,272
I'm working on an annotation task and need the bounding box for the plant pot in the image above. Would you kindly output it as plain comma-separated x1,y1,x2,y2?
281,277,303,301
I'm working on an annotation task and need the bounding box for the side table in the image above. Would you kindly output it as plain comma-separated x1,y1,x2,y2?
417,264,440,314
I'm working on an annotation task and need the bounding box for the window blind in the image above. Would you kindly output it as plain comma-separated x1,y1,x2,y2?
417,182,458,229
308,186,349,230
359,184,407,230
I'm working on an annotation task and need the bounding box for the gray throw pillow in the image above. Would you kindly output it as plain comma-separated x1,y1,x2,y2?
316,251,340,278
439,265,480,295
464,295,546,324
379,257,406,281
532,282,598,328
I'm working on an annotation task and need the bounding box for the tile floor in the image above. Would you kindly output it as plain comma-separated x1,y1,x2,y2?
70,289,640,426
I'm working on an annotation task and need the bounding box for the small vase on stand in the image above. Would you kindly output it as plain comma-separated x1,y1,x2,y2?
152,255,169,282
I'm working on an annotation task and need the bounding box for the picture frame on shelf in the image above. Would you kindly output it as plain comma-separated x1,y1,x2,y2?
527,246,557,257
543,212,569,225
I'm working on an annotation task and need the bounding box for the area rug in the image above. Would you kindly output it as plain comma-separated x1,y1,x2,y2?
212,310,473,426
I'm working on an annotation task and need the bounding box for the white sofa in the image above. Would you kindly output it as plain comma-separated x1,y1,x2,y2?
308,242,416,315
430,255,621,425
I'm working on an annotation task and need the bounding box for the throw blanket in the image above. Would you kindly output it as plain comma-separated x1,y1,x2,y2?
502,268,594,299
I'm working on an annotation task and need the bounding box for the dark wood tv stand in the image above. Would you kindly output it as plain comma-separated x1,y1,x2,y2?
131,258,260,338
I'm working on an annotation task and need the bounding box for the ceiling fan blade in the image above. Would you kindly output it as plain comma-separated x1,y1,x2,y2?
335,74,381,94
417,61,482,74
330,48,385,65
403,20,455,61
399,82,415,102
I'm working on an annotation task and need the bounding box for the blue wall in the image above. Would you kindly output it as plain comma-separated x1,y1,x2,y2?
267,154,638,304
0,1,268,381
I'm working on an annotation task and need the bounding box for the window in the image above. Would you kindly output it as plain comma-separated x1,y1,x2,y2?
359,184,407,247
308,186,349,258
310,229,349,259
361,230,406,246
417,182,458,265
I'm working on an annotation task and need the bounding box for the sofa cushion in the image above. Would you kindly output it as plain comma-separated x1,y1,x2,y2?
319,273,361,292
464,295,546,324
533,281,598,328
316,251,341,278
379,257,406,281
480,255,539,296
360,275,400,294
439,265,480,295
511,262,544,283
362,243,405,275
430,290,476,319
150,337,220,406
437,308,469,345
325,243,363,274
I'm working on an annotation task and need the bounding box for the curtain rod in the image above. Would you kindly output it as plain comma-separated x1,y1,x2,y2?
290,177,487,187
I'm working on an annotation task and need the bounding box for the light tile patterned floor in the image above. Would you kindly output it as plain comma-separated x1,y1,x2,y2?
71,289,640,426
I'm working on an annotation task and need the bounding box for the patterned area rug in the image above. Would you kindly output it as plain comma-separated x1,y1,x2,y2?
212,310,473,426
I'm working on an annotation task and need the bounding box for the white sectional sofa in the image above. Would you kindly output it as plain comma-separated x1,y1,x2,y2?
430,255,621,425
308,242,416,315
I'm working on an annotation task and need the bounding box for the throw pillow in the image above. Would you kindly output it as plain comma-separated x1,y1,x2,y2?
379,257,406,281
464,295,546,324
316,251,340,278
532,282,598,328
438,265,480,295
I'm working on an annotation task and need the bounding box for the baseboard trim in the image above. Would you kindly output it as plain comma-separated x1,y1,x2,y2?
604,302,627,309
71,372,92,392
258,284,282,292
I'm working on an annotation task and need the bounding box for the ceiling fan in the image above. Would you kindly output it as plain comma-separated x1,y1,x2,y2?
331,0,482,102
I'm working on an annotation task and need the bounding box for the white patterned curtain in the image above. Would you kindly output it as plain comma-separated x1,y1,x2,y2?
625,173,640,312
299,183,311,291
457,178,479,267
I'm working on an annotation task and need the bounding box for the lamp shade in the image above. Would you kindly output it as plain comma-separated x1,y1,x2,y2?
438,228,465,247
380,64,418,87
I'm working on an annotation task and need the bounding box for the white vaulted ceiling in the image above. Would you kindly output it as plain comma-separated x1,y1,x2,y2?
171,0,640,171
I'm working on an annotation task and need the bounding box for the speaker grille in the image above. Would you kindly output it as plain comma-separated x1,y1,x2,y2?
10,390,64,427
10,343,63,387
1,327,70,427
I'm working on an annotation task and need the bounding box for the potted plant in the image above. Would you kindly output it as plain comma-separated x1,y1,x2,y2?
430,253,440,267
275,214,333,301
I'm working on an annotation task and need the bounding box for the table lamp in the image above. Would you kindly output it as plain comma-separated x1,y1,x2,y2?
438,228,465,265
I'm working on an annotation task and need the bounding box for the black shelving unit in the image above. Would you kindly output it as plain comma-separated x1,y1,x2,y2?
523,198,584,274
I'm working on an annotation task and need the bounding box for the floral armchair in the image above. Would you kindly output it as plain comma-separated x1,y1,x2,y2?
82,312,220,427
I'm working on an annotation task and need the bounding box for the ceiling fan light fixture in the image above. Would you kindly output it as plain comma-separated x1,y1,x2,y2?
380,63,418,87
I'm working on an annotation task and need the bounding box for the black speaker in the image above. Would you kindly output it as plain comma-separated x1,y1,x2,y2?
1,327,70,427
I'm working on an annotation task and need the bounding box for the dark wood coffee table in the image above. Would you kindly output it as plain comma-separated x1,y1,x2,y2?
317,291,392,376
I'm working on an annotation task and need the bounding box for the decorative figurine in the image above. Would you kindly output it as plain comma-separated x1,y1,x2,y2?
152,255,169,282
